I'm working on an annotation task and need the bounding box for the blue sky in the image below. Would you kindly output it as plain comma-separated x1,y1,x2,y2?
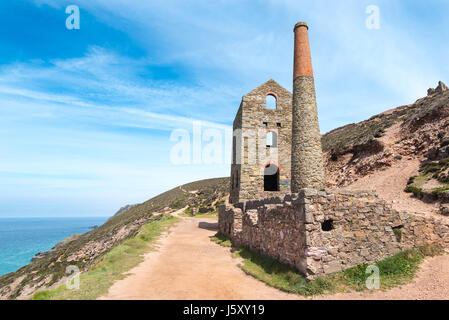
0,0,448,217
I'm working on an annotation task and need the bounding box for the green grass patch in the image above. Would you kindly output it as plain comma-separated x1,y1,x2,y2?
180,207,219,219
221,243,444,297
404,185,423,197
210,233,232,247
32,214,180,300
432,185,449,197
194,211,219,219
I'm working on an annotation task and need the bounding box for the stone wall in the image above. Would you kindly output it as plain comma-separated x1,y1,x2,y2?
219,189,449,279
230,79,293,204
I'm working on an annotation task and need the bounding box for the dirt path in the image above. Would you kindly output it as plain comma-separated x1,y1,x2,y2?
99,216,296,300
100,215,448,300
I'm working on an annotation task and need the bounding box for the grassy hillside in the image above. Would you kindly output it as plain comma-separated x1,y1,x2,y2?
322,89,449,154
0,177,229,299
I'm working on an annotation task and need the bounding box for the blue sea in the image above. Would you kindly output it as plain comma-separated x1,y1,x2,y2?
0,217,108,277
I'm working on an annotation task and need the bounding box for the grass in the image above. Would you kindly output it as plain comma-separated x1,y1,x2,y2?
210,234,444,297
405,158,449,199
32,214,180,300
180,207,219,219
1,178,229,299
210,232,232,247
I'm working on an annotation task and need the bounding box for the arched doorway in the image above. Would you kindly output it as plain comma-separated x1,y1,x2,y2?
264,164,279,191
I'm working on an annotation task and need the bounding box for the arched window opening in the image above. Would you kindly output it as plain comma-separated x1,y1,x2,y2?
266,131,278,148
266,94,277,110
231,173,235,189
264,164,279,191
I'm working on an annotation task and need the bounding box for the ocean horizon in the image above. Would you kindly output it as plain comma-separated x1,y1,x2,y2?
0,217,109,277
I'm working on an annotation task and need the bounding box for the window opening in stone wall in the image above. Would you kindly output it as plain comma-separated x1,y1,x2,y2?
392,225,404,242
266,131,278,148
322,219,334,231
266,94,277,110
264,164,279,191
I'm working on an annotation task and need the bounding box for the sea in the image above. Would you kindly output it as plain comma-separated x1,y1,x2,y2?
0,217,108,277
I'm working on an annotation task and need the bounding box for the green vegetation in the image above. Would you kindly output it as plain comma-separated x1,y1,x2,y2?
211,234,443,297
32,214,180,300
210,233,232,247
405,158,449,199
404,185,423,197
441,140,449,147
180,207,220,219
393,228,403,242
0,177,229,299
322,90,449,154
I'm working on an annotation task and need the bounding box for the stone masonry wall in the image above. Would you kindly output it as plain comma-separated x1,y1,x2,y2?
219,189,449,279
291,76,325,191
230,79,293,203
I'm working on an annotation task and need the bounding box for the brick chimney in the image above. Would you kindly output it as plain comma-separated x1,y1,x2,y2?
291,22,325,192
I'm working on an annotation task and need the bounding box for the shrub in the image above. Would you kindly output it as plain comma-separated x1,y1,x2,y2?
404,185,422,197
407,176,417,185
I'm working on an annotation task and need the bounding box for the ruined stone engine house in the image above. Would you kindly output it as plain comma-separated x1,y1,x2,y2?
219,22,448,279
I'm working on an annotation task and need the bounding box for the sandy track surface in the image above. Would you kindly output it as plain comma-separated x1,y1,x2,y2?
99,216,296,300
100,214,448,300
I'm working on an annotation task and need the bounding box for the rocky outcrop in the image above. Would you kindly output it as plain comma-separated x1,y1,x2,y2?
428,81,448,96
113,204,139,216
324,85,449,190
31,234,81,262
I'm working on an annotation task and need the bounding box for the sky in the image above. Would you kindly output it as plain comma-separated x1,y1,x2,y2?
0,0,448,217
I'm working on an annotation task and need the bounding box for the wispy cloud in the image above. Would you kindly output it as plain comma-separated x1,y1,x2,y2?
1,0,448,216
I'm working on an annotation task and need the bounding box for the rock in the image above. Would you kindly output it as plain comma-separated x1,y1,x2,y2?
324,260,342,274
114,204,139,216
440,204,449,216
31,234,81,262
428,81,448,96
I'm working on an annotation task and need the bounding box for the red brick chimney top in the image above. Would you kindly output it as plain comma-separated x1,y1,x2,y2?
293,21,314,79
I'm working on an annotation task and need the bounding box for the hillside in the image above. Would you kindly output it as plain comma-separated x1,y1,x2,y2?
1,82,448,300
0,178,228,299
323,81,449,215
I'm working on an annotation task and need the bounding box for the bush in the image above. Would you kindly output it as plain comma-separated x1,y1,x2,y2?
407,176,417,185
404,185,422,197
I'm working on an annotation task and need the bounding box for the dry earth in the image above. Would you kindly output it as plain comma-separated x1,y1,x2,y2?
100,212,448,300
